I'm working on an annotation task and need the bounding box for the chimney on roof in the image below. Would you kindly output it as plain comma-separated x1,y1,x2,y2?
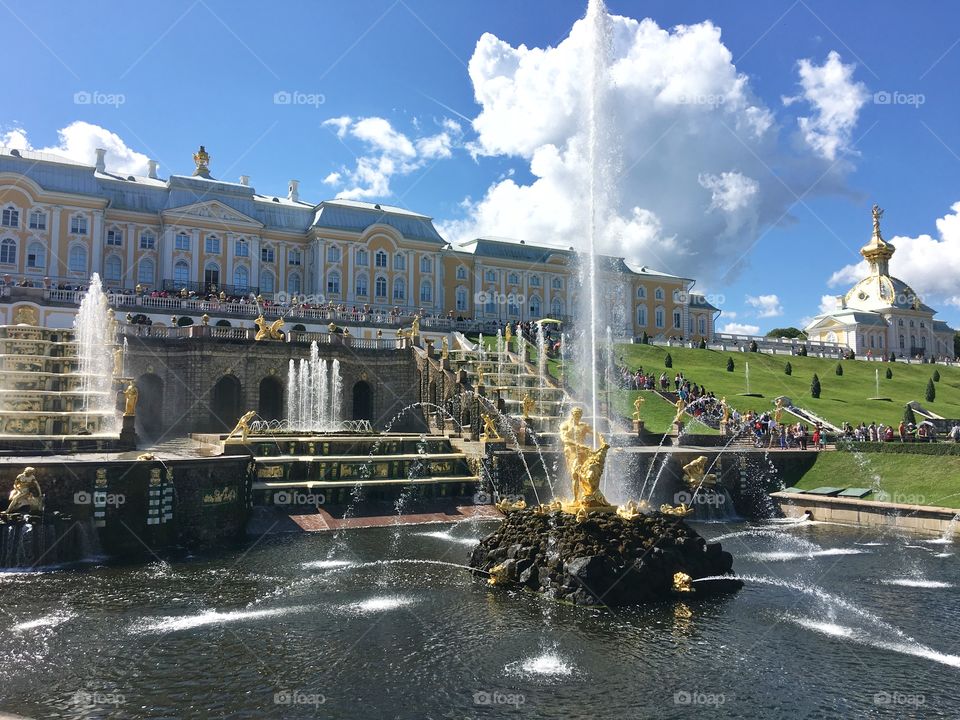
94,148,106,173
239,175,250,186
288,179,300,202
147,160,158,179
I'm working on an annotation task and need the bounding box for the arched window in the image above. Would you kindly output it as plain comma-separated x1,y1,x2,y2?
28,210,46,230
374,275,387,299
104,255,122,282
138,258,155,285
655,306,665,328
205,234,220,254
327,271,341,296
139,231,155,250
699,316,706,336
393,253,406,270
233,265,249,289
288,249,302,266
375,250,388,268
551,298,564,316
456,287,468,311
1,205,19,228
530,295,541,318
235,238,249,257
637,305,647,326
204,261,220,289
420,256,433,274
508,296,520,316
260,245,275,263
26,242,45,270
508,272,519,285
899,334,904,349
530,275,541,287
456,266,467,280
288,272,301,295
551,277,563,290
0,238,16,265
393,277,405,301
260,271,275,294
673,310,682,329
355,249,368,266
637,286,647,299
485,269,497,283
355,273,368,297
106,228,123,246
327,245,341,263
484,287,496,314
68,244,87,272
175,232,190,251
420,279,433,303
173,260,190,285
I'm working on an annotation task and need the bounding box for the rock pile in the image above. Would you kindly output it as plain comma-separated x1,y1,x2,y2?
469,508,742,606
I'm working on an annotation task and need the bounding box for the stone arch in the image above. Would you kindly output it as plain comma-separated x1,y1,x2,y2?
209,374,243,432
136,373,164,440
352,380,374,422
258,375,283,421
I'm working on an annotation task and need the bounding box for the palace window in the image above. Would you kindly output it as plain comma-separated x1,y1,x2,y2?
288,272,301,295
261,245,275,263
26,242,44,269
637,286,646,299
205,235,221,254
233,265,249,289
420,256,433,274
456,287,467,311
375,250,388,268
260,271,275,295
327,271,341,295
552,277,563,290
655,287,664,301
104,255,122,282
1,206,19,228
551,298,564,316
530,275,541,287
355,273,368,297
637,305,647,326
673,311,681,329
138,258,155,286
28,210,46,230
485,270,497,283
655,307,665,328
375,275,387,299
327,245,341,263
530,295,541,318
393,277,405,301
420,279,433,303
0,238,15,264
456,266,467,280
235,238,249,257
508,272,519,285
673,289,682,303
288,249,302,266
68,245,87,272
899,334,905,349
139,232,156,250
393,253,405,271
70,215,88,235
508,296,520,316
175,232,191,251
356,249,369,266
106,229,123,247
699,317,706,336
204,262,220,289
173,260,190,285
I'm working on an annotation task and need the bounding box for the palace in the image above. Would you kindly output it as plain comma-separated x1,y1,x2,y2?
0,145,717,339
805,205,956,360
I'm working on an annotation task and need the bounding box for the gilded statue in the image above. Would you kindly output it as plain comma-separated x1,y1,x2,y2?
495,497,526,514
225,410,258,442
720,398,730,425
481,413,500,440
774,397,785,424
672,572,694,593
616,499,650,521
673,398,686,425
632,394,645,421
872,203,884,238
113,347,124,377
504,323,512,345
660,503,693,517
441,336,449,360
193,145,211,177
6,467,43,515
123,380,139,417
476,366,486,386
522,393,535,419
682,455,717,488
254,315,285,341
559,407,611,510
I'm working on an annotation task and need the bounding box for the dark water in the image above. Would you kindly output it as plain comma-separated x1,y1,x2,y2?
1,518,959,719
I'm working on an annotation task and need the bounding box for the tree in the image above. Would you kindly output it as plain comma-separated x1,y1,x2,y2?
933,368,941,382
748,340,759,352
810,374,821,399
835,362,843,376
726,357,735,372
926,377,936,403
885,367,893,380
664,353,673,369
766,327,807,339
903,404,916,425
784,361,792,376
641,331,649,345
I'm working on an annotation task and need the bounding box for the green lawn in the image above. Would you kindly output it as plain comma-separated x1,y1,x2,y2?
614,344,960,429
783,452,960,509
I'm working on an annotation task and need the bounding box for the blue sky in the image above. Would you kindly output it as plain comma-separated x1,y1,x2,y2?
5,0,960,332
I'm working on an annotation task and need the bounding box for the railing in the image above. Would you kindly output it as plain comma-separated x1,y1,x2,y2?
121,323,411,350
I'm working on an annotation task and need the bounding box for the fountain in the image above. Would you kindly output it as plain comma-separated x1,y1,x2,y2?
285,342,343,432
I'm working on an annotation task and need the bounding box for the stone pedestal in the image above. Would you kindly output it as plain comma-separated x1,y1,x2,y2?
441,358,451,371
674,421,685,436
120,414,137,449
633,419,645,436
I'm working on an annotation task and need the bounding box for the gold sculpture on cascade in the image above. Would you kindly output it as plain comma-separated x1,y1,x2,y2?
5,467,43,515
254,315,285,341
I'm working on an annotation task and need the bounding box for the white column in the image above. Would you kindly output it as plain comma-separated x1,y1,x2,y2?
91,210,104,276
345,246,354,302
126,222,136,286
316,239,326,297
407,251,414,309
251,236,261,288
49,205,61,277
190,229,200,284
226,233,235,288
161,226,174,281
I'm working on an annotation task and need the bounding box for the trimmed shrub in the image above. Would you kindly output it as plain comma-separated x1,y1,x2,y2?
903,404,916,425
835,362,843,376
784,361,792,376
885,367,893,380
933,369,941,382
810,374,821,399
664,353,673,369
926,377,936,403
726,357,735,372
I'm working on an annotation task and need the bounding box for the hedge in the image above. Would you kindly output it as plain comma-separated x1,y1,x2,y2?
836,440,960,456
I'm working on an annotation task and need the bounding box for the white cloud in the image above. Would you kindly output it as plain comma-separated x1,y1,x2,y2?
819,293,840,314
7,121,151,176
784,50,869,161
440,11,864,283
720,322,760,335
745,293,783,317
828,201,960,306
321,116,462,200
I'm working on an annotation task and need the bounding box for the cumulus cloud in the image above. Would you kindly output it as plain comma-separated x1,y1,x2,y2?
828,201,960,307
819,294,840,314
720,321,760,335
5,121,151,176
745,293,783,318
783,50,870,161
321,116,462,200
439,10,865,284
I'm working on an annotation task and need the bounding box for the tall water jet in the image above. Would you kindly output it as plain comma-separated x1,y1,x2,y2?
286,341,343,431
74,274,118,433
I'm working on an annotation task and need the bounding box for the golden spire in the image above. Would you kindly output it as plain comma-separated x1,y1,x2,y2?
860,202,894,275
192,145,211,178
